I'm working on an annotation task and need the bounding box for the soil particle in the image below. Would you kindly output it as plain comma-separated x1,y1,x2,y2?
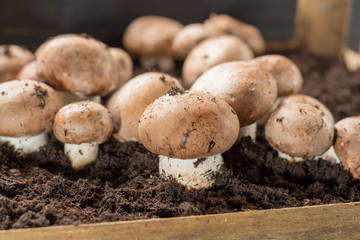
1,49,360,230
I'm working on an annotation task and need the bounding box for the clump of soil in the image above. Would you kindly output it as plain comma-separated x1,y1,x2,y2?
1,49,360,230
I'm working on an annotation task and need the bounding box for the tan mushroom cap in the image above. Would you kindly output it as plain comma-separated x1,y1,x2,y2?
17,61,42,81
250,55,303,96
172,23,216,59
204,14,266,54
109,47,133,89
0,79,62,137
106,72,183,142
183,35,254,88
36,34,118,96
138,92,240,159
53,101,113,144
333,117,360,179
190,61,277,126
265,102,334,158
123,15,183,57
0,45,34,83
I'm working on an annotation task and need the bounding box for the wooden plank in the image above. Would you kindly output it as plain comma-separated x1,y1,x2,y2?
295,0,352,58
0,202,359,240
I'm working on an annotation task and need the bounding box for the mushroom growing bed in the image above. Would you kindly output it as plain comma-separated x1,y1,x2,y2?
0,49,360,230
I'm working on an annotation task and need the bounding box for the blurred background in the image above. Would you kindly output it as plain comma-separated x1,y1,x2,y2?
0,0,358,52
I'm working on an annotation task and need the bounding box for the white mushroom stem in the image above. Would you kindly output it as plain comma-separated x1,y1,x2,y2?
277,151,304,163
140,56,175,72
159,154,224,190
238,122,257,141
64,142,99,170
314,146,340,164
0,132,48,155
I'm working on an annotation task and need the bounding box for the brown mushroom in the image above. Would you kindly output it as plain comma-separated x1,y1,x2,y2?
0,79,62,154
0,45,34,83
183,35,254,88
53,101,113,170
138,91,239,189
106,72,183,142
109,47,133,90
16,61,42,81
123,15,183,72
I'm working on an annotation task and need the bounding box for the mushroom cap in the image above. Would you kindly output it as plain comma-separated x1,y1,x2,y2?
265,102,334,158
182,35,254,88
0,45,34,83
53,101,113,144
172,23,215,59
123,15,183,57
0,79,62,137
106,72,183,142
333,116,360,179
190,61,277,126
17,61,42,81
250,55,303,96
204,14,265,54
109,47,133,90
36,34,118,96
138,92,240,159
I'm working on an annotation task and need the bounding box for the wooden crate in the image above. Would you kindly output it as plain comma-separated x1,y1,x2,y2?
1,0,360,239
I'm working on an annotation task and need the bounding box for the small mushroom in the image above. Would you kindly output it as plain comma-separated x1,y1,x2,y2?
36,34,118,98
333,116,360,179
204,14,265,54
106,72,183,142
183,35,254,88
16,61,42,81
0,45,34,83
53,101,113,170
265,102,334,162
109,47,133,90
0,79,62,154
138,91,239,189
123,15,183,72
190,61,277,140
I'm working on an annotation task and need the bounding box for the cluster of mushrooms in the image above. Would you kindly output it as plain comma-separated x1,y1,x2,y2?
0,14,359,190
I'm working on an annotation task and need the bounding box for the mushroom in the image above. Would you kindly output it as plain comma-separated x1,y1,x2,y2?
106,72,183,142
190,61,277,140
203,14,266,55
138,91,240,189
0,79,62,154
36,34,118,99
53,101,113,170
109,47,133,90
265,102,334,162
16,61,42,81
123,15,183,72
172,23,218,59
0,45,34,83
333,116,360,179
183,35,254,89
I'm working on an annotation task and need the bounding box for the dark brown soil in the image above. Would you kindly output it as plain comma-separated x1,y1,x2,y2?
1,49,360,230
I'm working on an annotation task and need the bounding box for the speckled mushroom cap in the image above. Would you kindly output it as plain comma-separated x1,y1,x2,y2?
17,61,42,81
53,101,113,145
106,72,183,142
109,47,133,89
0,45,34,83
250,55,303,96
36,34,118,96
123,15,183,57
183,35,254,88
190,61,277,126
333,117,360,179
0,79,62,137
138,92,240,159
265,102,334,158
204,14,265,54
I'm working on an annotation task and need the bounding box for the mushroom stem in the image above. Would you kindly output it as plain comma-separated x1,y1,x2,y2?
159,154,224,190
0,132,48,155
64,142,99,170
315,146,340,164
238,122,257,141
277,151,304,163
140,56,175,72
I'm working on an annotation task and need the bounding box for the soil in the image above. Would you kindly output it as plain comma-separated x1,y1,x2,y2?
1,49,360,230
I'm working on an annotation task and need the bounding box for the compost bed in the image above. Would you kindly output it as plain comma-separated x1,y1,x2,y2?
1,49,360,230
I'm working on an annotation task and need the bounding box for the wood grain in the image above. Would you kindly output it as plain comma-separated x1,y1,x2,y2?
1,202,359,240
